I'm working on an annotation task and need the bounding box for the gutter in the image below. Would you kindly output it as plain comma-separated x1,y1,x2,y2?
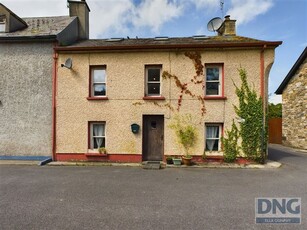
52,43,58,161
54,41,282,52
260,45,265,98
0,35,57,42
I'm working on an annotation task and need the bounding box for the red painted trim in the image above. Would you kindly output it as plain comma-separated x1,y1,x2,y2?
52,43,58,161
87,121,91,149
143,96,165,100
88,66,92,97
85,153,108,157
88,121,106,150
89,65,107,98
56,153,142,163
164,155,224,163
192,155,224,163
222,63,225,97
87,96,109,100
203,96,227,100
205,63,224,97
260,48,265,98
221,124,225,150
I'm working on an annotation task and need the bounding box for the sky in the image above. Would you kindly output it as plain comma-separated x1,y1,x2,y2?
1,0,306,104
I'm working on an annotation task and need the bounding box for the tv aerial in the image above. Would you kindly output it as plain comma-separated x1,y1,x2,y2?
207,17,223,32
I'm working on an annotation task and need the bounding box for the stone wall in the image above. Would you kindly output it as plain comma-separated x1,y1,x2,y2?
282,59,307,150
0,43,53,156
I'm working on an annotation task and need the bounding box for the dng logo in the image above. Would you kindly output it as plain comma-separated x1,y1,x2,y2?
255,197,301,224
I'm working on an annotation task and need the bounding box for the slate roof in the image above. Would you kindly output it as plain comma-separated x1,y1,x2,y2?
0,16,76,41
275,47,307,94
55,35,282,51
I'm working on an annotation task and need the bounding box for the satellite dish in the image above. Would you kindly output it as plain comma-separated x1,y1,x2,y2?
61,58,72,69
207,17,223,32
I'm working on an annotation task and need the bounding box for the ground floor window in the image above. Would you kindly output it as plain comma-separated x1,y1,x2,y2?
205,123,223,151
89,122,106,149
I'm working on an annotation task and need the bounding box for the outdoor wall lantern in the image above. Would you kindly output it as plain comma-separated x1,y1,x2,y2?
131,123,140,134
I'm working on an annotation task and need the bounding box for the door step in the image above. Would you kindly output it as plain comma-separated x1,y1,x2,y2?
142,161,164,170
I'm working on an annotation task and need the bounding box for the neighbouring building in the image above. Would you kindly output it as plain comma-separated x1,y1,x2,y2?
0,0,90,159
54,16,282,163
275,47,307,150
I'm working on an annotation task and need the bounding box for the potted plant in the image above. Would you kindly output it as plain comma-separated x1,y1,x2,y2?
165,156,173,164
169,114,198,166
98,147,107,155
172,157,182,165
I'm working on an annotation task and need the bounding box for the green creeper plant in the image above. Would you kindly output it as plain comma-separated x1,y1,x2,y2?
222,120,240,163
169,114,198,158
234,68,267,163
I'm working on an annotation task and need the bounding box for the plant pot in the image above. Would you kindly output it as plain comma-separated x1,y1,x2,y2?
182,157,192,166
166,158,173,164
172,158,182,165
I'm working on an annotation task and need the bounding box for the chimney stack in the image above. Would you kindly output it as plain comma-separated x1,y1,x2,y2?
217,15,236,36
68,0,90,40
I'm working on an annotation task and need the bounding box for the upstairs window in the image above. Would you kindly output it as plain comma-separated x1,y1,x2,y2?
145,65,162,96
90,66,106,97
205,65,223,96
0,15,6,32
89,122,106,149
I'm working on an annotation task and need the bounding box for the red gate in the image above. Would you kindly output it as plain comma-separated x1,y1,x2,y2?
268,118,282,144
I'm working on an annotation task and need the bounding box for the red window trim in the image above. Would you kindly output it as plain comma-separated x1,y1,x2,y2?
205,123,224,151
203,96,227,100
89,65,107,98
87,96,109,100
205,63,225,97
88,121,106,150
145,64,163,97
143,96,165,100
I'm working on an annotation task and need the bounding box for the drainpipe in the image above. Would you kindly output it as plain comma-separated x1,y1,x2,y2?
52,43,58,161
260,47,265,98
260,45,266,163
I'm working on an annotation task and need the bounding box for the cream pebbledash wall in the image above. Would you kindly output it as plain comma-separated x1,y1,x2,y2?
55,48,275,159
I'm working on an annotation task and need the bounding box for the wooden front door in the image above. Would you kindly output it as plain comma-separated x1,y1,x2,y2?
142,115,164,161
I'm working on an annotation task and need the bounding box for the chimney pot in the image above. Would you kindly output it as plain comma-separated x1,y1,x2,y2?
217,15,236,36
68,0,90,40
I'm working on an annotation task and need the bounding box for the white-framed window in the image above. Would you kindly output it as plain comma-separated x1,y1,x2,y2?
205,65,223,96
90,66,106,97
0,15,6,32
145,65,162,96
205,124,223,151
89,122,106,149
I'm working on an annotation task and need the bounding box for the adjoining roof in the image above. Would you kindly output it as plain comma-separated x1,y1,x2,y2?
55,36,282,52
0,16,77,41
275,47,307,94
0,3,27,28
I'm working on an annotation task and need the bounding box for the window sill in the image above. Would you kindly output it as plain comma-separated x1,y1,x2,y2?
87,96,109,100
143,96,165,100
203,96,227,100
85,153,108,157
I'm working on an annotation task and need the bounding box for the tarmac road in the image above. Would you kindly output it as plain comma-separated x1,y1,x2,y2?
0,144,306,230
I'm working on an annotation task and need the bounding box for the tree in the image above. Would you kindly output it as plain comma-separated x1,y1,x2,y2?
268,103,282,118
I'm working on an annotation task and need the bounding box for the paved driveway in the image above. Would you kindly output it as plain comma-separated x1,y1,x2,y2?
0,145,306,230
